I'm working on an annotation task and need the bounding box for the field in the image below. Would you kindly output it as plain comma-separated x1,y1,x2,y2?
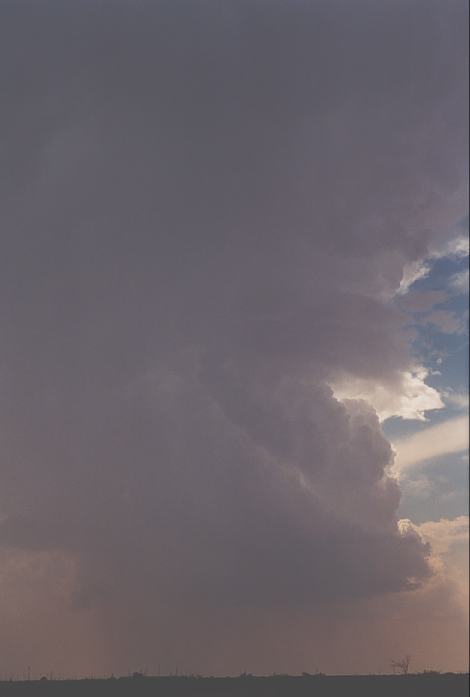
0,674,467,697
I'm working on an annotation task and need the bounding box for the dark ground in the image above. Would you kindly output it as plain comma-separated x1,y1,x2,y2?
0,674,467,697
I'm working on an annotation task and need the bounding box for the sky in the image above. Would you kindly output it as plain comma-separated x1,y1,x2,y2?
0,0,468,679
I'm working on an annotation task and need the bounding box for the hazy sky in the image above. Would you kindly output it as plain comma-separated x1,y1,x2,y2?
0,0,468,678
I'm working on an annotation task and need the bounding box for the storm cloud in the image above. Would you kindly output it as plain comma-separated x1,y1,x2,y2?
0,0,467,676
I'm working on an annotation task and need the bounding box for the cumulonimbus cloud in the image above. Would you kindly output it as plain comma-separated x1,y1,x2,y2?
0,0,467,675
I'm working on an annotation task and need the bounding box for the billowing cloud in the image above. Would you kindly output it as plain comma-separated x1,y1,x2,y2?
330,368,444,421
0,0,467,676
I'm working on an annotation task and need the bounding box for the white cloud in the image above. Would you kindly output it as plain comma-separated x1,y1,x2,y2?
396,235,468,297
392,416,469,473
450,268,469,295
429,234,469,261
442,389,469,411
397,260,431,295
442,235,470,259
331,368,444,422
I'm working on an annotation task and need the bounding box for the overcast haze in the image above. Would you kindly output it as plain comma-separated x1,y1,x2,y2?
0,0,468,678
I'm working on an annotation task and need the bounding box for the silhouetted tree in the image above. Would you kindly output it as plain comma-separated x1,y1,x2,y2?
391,655,412,674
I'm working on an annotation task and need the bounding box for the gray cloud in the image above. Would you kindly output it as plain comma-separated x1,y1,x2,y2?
0,0,467,675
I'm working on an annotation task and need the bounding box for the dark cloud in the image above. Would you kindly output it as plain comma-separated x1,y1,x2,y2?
0,0,467,674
